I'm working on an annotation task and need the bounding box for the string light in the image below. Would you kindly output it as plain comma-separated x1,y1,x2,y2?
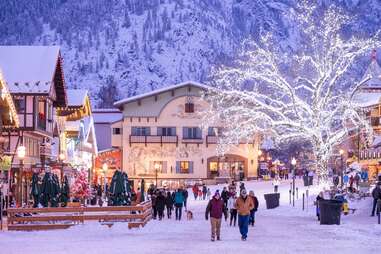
202,0,379,185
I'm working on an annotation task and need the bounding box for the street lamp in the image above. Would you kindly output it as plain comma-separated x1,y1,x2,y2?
291,157,297,207
102,163,108,201
154,163,160,188
339,149,345,189
257,150,262,178
17,145,26,207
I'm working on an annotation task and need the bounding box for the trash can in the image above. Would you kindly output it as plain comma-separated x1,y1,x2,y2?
308,176,313,186
303,176,309,186
264,193,280,209
319,199,342,225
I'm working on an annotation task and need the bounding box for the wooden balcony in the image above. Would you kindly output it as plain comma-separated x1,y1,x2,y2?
129,135,178,146
182,138,203,144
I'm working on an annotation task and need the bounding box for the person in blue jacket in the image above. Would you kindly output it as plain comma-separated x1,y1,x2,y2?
174,188,185,220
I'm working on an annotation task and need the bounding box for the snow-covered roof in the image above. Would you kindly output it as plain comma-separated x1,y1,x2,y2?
0,46,60,93
67,89,88,106
352,92,381,108
93,110,123,124
373,135,381,148
114,81,209,107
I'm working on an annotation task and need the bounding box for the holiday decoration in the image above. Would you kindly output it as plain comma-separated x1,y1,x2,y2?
202,1,381,185
71,170,90,200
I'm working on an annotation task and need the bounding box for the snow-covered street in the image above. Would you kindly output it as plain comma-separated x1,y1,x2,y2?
1,180,380,254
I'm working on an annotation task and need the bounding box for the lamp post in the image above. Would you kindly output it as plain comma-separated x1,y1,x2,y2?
154,163,160,188
291,157,297,207
59,153,65,182
339,149,345,189
17,145,26,207
102,163,108,202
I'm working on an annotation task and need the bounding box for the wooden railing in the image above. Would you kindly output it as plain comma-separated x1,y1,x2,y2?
6,201,152,231
129,135,178,146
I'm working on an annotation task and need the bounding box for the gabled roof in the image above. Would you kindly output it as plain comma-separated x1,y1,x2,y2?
0,46,67,106
361,49,381,90
67,89,88,107
114,81,209,108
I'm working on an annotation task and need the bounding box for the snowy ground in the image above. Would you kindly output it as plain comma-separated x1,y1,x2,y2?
1,179,380,254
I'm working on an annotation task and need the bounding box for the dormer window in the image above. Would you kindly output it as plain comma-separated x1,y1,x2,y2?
185,102,194,113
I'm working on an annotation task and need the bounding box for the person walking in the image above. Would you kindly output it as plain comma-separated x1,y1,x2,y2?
273,176,280,193
165,191,173,219
192,184,199,200
174,188,185,220
151,191,158,220
202,184,207,200
183,188,189,211
221,187,229,208
235,189,254,241
371,182,381,216
205,191,227,241
249,191,259,226
156,191,166,220
227,193,238,226
207,188,212,200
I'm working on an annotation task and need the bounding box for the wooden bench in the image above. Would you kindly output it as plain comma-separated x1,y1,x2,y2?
6,201,152,231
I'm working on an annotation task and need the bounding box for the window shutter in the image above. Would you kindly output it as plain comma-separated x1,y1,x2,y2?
176,161,180,173
157,127,162,136
189,161,193,173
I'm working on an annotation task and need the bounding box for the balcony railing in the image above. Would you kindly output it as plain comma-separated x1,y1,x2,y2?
206,135,254,146
129,135,178,146
359,149,381,160
182,138,203,144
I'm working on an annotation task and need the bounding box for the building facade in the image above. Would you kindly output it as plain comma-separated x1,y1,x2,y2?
113,81,260,188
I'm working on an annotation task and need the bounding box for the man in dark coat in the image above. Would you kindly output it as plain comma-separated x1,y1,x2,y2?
202,184,207,200
165,191,173,219
205,190,227,241
221,187,229,209
155,191,166,220
371,183,381,216
151,191,158,219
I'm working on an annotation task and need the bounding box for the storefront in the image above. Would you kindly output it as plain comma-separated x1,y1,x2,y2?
94,148,122,185
207,154,248,180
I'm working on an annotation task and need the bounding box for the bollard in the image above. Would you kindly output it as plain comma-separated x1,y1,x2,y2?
302,193,305,211
289,189,292,205
296,187,299,199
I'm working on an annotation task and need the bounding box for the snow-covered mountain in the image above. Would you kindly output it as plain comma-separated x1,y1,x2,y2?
1,0,381,107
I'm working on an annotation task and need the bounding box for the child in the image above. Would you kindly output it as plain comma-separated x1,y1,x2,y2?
273,176,280,193
198,189,203,200
316,192,324,221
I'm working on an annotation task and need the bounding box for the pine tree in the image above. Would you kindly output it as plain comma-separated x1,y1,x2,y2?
97,76,120,108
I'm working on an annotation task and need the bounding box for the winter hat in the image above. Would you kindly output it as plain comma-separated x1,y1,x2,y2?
240,189,247,196
214,190,220,198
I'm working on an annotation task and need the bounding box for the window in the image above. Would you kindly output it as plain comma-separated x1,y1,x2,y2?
149,161,167,174
14,96,25,113
176,161,194,174
208,127,222,136
37,99,46,130
113,128,121,135
185,102,194,113
157,127,176,136
131,127,151,136
183,127,202,139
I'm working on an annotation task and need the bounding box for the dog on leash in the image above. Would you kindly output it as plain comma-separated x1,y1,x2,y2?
186,210,193,220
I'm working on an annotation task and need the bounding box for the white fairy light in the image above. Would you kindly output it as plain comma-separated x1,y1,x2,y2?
202,1,380,184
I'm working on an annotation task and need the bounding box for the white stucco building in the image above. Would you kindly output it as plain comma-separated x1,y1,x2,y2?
113,81,260,187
